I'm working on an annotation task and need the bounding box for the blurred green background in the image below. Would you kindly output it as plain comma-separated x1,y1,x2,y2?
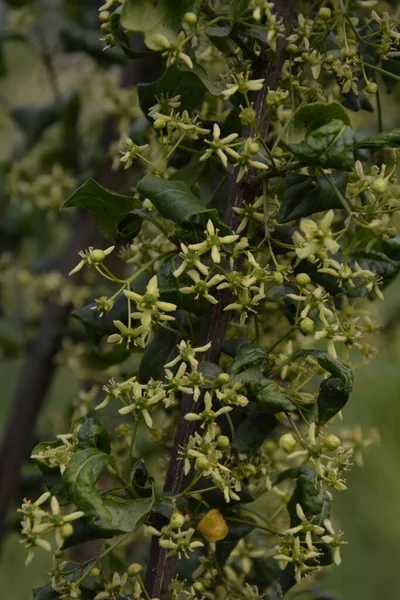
1,7,400,600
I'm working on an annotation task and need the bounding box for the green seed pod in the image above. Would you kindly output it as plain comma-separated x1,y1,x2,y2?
217,435,230,449
99,10,110,22
169,512,186,529
366,81,378,94
319,7,332,20
217,372,230,384
91,567,101,577
372,177,387,194
90,249,106,263
153,118,166,129
183,12,198,25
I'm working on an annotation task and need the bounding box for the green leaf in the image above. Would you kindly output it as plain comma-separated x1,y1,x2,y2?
137,174,230,233
317,376,352,427
33,583,61,600
110,13,156,59
131,459,154,498
354,129,400,150
276,467,329,524
121,0,181,50
293,102,351,133
60,26,126,65
77,418,111,454
229,344,269,375
291,349,354,388
233,413,278,452
230,368,294,413
64,178,141,240
71,294,129,343
278,171,349,223
138,64,209,116
139,327,179,383
63,448,154,535
289,120,354,171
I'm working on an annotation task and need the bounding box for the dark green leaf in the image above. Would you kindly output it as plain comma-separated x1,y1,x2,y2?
221,337,249,358
291,349,354,388
115,208,148,242
77,418,111,454
60,26,126,65
64,178,141,240
289,120,354,171
317,376,352,427
354,129,400,150
229,344,269,375
293,102,351,133
137,174,230,233
216,515,254,564
278,171,349,223
110,13,155,59
233,413,278,452
230,368,294,413
198,361,222,382
63,448,154,535
131,459,153,498
138,64,208,116
139,326,179,383
33,583,61,600
61,517,113,549
276,467,329,524
121,0,181,50
71,294,129,343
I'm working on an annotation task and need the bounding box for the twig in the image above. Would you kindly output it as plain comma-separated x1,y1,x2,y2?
144,3,295,597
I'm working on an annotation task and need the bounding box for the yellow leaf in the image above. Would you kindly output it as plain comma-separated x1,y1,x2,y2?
196,509,228,542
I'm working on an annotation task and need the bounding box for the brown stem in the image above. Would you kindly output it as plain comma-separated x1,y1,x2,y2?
144,2,295,597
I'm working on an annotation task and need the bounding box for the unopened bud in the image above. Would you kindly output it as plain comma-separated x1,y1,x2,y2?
61,523,74,538
323,434,341,451
183,11,198,25
319,7,332,20
153,118,166,129
372,177,387,194
196,456,210,470
273,271,284,285
90,249,106,263
217,435,230,449
366,81,378,94
296,272,311,286
128,563,143,577
300,317,315,334
279,432,297,453
217,373,230,384
99,10,110,22
91,567,101,577
169,512,185,529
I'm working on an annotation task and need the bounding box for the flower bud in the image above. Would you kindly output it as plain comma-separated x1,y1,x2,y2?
217,435,230,449
153,33,170,48
287,43,299,55
323,434,341,451
153,118,166,129
272,271,284,285
99,10,110,22
249,142,259,154
372,177,387,194
279,432,297,453
319,7,332,20
91,567,101,577
196,456,210,470
196,509,228,542
128,563,143,577
296,272,311,286
217,372,230,384
192,582,205,593
61,523,74,538
90,249,106,263
169,512,185,529
300,317,315,334
366,81,378,94
183,11,198,25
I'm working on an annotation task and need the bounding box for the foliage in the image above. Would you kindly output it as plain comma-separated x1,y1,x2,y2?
0,1,399,599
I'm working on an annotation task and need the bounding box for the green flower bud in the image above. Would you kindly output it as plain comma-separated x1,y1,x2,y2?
273,147,284,158
169,512,185,529
323,434,341,451
249,142,259,154
61,523,74,538
217,435,230,449
366,81,378,94
300,317,315,334
183,11,198,25
273,271,284,285
153,118,166,129
196,456,210,470
287,43,299,55
90,249,106,263
99,10,110,22
279,432,297,453
91,567,101,577
319,7,332,20
193,582,205,593
217,373,230,384
296,272,311,286
127,563,143,577
372,177,387,194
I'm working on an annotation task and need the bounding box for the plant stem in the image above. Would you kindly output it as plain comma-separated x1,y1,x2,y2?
144,3,295,597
